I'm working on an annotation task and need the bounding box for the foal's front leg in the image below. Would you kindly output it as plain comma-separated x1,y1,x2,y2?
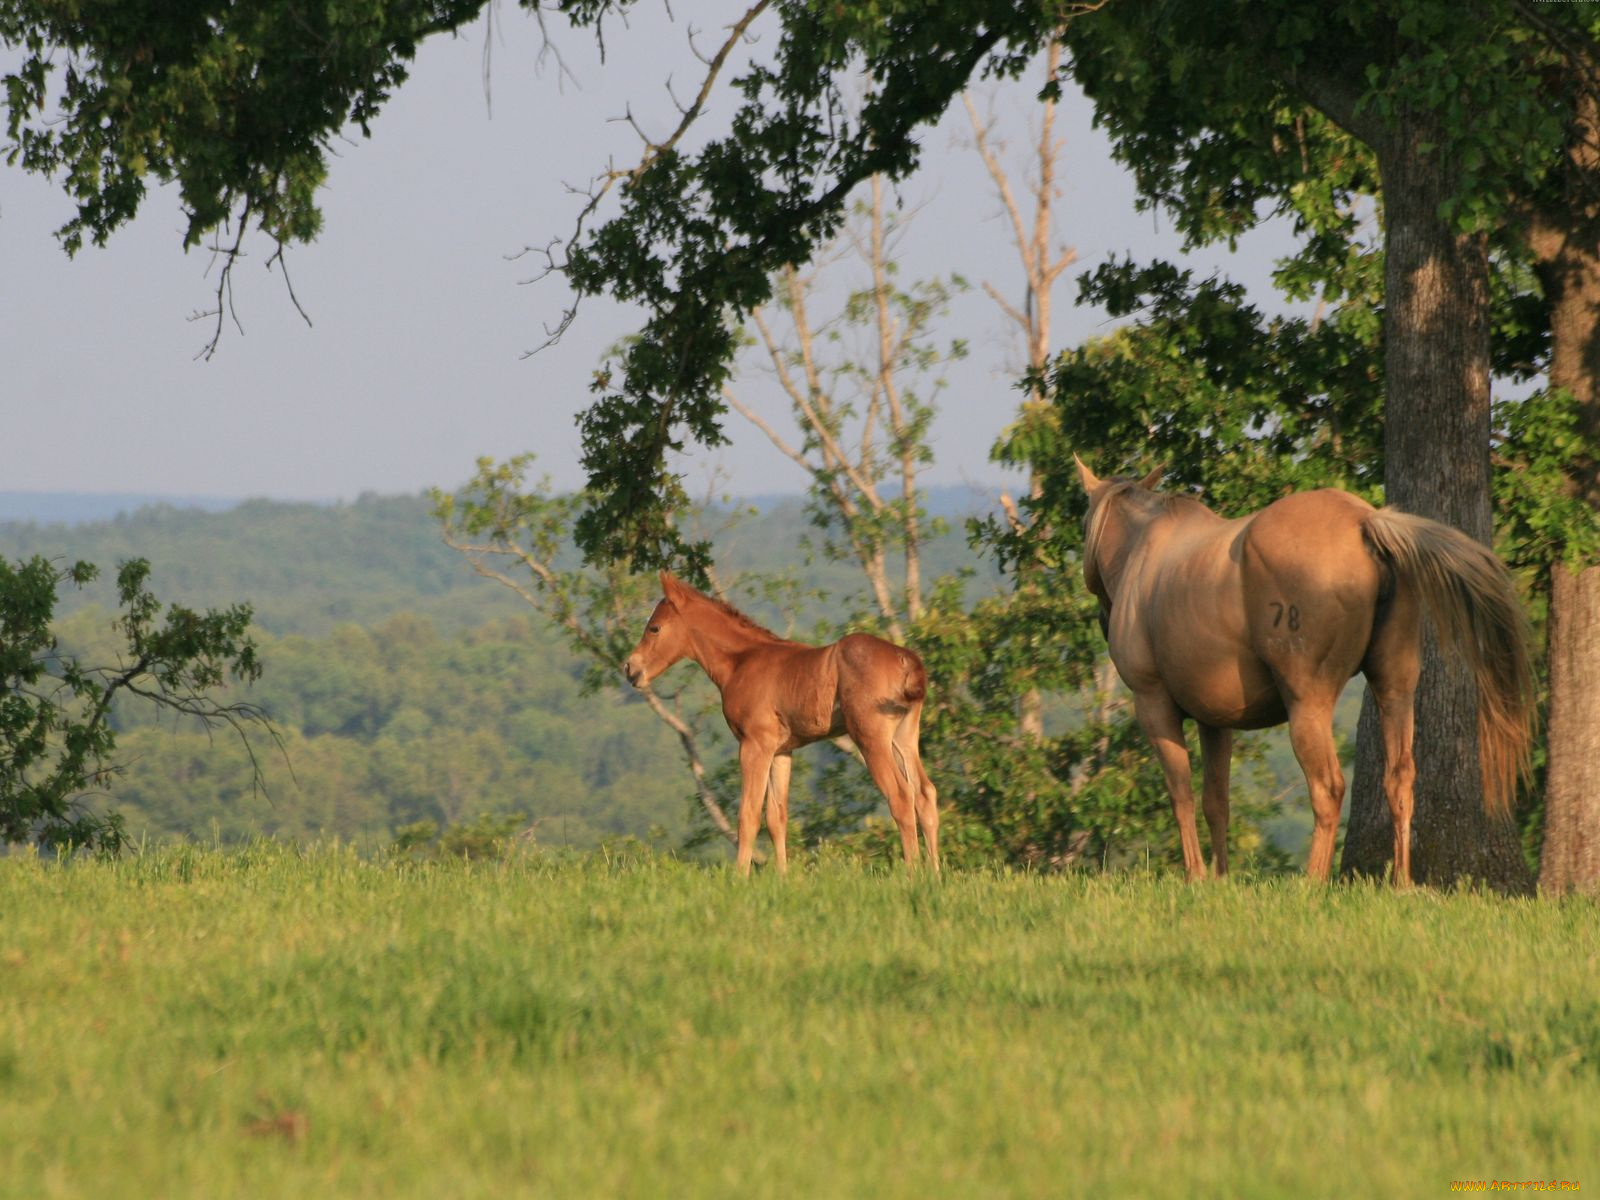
736,738,777,877
1133,690,1207,881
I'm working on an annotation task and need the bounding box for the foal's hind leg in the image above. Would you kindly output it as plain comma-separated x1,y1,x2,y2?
1132,690,1207,881
766,752,793,875
894,704,939,872
1198,724,1233,876
853,719,921,871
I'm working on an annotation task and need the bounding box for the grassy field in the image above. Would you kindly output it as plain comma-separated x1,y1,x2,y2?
2,845,1596,1198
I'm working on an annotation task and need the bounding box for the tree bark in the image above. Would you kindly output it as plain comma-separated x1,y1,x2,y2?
1342,120,1535,893
1540,563,1600,893
1527,99,1600,895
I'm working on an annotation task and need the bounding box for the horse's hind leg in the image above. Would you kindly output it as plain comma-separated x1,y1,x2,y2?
1285,699,1345,882
1362,588,1422,887
1198,724,1233,876
1132,690,1207,881
894,703,939,872
766,752,793,875
1371,688,1417,887
912,761,939,874
854,719,921,871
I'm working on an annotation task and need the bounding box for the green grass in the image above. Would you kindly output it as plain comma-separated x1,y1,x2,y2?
2,845,1596,1198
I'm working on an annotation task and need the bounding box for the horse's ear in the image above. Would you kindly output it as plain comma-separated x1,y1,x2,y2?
1137,464,1165,491
658,569,681,600
1073,454,1102,493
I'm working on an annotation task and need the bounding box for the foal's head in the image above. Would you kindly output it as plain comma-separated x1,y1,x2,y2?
622,572,695,688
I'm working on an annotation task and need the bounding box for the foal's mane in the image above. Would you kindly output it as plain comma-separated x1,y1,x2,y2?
678,583,784,641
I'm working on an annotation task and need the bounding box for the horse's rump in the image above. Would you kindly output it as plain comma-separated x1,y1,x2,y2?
837,632,926,712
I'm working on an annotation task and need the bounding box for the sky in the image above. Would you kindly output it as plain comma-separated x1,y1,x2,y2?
1,5,1300,507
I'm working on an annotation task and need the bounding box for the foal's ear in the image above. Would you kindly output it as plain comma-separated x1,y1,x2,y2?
1137,464,1165,491
658,570,692,604
1073,453,1102,493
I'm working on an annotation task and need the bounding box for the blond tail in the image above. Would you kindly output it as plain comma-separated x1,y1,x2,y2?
1362,511,1537,819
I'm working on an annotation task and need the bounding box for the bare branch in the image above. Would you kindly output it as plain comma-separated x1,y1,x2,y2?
190,201,252,361
964,92,1036,289
635,680,748,853
630,1,772,172
524,0,772,361
982,280,1031,333
749,301,884,509
266,241,314,333
722,385,811,472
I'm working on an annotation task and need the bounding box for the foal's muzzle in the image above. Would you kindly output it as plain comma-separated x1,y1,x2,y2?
623,659,644,687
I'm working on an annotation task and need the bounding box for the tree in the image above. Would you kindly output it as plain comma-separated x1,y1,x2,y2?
1057,0,1594,892
725,175,960,641
0,555,269,851
1510,7,1600,894
964,41,1078,742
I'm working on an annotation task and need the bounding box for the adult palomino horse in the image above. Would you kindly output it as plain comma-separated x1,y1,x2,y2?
623,571,939,875
1075,457,1535,884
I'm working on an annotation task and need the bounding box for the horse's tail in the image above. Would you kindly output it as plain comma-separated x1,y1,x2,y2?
1361,510,1536,819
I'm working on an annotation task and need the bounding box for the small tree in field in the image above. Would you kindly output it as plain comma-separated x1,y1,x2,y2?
1,555,270,853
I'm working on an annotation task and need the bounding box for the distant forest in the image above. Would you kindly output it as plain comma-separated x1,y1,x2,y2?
1,490,1000,852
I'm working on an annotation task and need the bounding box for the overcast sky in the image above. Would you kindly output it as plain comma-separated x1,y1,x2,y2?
2,4,1298,506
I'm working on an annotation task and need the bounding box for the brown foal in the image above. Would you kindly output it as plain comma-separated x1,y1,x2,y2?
624,571,939,875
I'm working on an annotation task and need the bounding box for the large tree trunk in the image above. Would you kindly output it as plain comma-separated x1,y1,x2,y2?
1540,562,1600,894
1342,122,1535,893
1528,120,1600,895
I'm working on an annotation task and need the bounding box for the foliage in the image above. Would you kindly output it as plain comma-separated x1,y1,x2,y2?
0,554,265,852
96,610,695,850
3,846,1598,1196
390,810,536,862
1062,2,1572,246
1493,387,1600,576
0,492,529,637
1,0,481,253
1033,256,1385,519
